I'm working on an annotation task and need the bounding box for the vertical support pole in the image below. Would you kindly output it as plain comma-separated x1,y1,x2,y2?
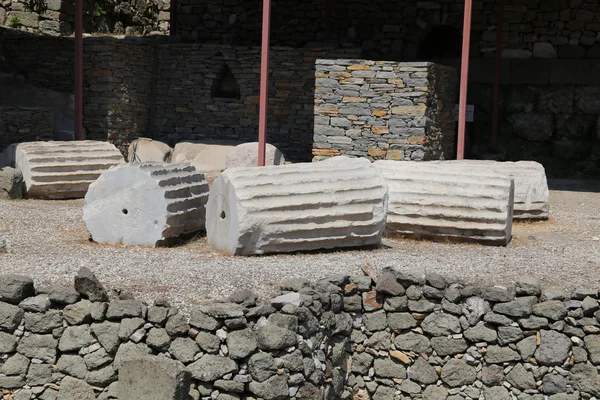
257,0,271,166
457,0,473,160
74,0,83,141
490,0,504,153
170,0,177,36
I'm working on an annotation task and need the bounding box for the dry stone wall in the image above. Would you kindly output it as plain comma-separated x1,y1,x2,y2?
312,60,457,161
0,106,54,150
2,267,600,400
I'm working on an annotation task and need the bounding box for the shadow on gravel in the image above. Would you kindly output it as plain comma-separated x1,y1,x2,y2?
548,178,600,193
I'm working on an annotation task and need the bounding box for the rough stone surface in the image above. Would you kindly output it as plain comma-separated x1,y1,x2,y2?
118,355,191,400
440,358,476,387
225,142,286,169
534,330,571,366
84,162,209,247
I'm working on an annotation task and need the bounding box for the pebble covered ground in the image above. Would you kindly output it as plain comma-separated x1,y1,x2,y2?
0,179,598,314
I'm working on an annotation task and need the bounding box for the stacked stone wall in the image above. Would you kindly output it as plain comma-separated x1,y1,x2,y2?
0,106,54,150
2,267,600,399
313,60,457,161
175,0,600,61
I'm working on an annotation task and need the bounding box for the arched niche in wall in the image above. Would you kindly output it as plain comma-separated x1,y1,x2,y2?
211,64,241,100
417,25,462,60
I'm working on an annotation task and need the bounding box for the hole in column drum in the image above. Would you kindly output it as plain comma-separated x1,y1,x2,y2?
220,210,226,220
122,209,128,215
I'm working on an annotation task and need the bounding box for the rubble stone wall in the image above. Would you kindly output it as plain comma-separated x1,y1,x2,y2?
312,60,458,161
175,0,600,61
0,106,54,149
1,267,600,400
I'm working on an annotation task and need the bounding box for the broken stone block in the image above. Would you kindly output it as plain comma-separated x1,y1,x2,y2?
83,162,209,247
128,138,172,163
224,142,286,169
15,140,124,199
375,160,515,246
206,157,388,255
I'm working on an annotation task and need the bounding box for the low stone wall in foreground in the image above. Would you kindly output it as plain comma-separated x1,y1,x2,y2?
1,267,600,399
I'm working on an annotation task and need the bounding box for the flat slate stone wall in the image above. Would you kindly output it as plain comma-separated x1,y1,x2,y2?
0,106,54,150
1,267,600,400
312,60,457,161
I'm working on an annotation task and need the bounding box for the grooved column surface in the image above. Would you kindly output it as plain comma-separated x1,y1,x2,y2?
375,160,515,246
206,157,388,255
15,141,124,199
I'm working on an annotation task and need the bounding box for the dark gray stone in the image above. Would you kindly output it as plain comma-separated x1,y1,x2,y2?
74,267,108,302
583,335,600,364
383,296,408,312
570,363,600,396
482,365,504,386
147,306,169,325
2,353,30,376
226,328,258,360
387,312,417,331
0,331,17,353
0,275,34,304
0,301,24,331
84,348,112,370
400,379,421,394
58,325,93,352
431,336,468,356
535,330,571,366
440,358,476,387
516,335,537,361
214,379,245,393
248,374,288,400
118,356,191,400
169,337,200,364
483,312,514,326
256,325,296,350
363,310,387,332
582,296,599,316
408,357,437,384
57,377,96,400
113,342,152,371
17,334,58,363
506,363,536,390
146,327,171,351
464,321,497,343
365,331,392,350
200,303,244,319
394,332,431,353
373,357,406,378
118,317,145,340
423,385,448,400
186,354,238,382
483,386,510,400
86,364,117,387
195,331,220,354
106,300,143,319
19,294,51,312
485,345,521,363
493,296,536,317
408,299,435,313
0,375,26,389
497,326,524,345
532,301,567,320
166,314,190,336
482,286,515,302
248,352,276,382
23,310,62,333
375,267,404,295
63,300,92,325
57,354,87,379
48,285,80,305
426,272,447,290
373,385,396,400
543,373,568,394
421,313,461,336
519,316,549,330
91,321,121,353
541,287,567,301
189,309,221,330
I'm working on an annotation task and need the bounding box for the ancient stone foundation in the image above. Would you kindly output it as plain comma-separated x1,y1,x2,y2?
206,157,388,255
375,160,515,245
15,141,124,199
83,162,209,247
2,266,600,400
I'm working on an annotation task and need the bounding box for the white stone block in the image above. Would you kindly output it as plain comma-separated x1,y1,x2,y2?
83,162,209,247
170,141,241,173
206,157,388,255
15,141,124,199
375,160,515,246
128,138,172,162
442,160,549,220
225,142,285,169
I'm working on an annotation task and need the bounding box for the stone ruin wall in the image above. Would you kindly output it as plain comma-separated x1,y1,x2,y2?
2,267,600,399
175,0,600,61
312,60,457,162
0,106,54,150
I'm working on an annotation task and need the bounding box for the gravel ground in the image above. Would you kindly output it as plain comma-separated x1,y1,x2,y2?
0,178,598,313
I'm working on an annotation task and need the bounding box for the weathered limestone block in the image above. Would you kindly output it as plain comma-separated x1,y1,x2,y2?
206,157,388,255
375,160,514,246
444,160,549,220
225,142,286,169
171,141,241,173
83,162,209,247
128,138,172,163
15,141,124,199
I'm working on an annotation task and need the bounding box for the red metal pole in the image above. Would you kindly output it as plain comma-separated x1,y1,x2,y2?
74,0,83,140
257,0,271,166
457,0,473,160
490,0,504,153
170,0,176,36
